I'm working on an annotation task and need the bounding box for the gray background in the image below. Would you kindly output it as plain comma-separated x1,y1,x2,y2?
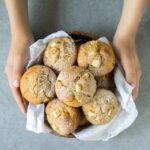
0,0,150,150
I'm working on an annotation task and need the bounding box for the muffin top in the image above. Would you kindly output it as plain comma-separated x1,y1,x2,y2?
82,89,119,125
43,37,77,73
20,65,56,104
45,99,80,136
55,66,97,107
77,40,115,77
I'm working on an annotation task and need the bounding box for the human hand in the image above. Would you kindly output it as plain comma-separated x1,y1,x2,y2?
113,36,142,100
5,34,34,114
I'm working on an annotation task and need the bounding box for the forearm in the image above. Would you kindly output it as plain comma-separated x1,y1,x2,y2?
115,0,148,40
5,1,34,114
5,0,32,40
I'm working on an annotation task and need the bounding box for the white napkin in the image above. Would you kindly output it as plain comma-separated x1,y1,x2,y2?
26,31,138,141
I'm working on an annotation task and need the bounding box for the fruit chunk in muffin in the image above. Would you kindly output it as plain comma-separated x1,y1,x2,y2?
55,66,97,107
77,40,115,77
45,99,80,136
82,89,119,125
43,37,77,73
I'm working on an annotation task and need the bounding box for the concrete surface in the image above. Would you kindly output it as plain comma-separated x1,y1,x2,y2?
0,0,150,150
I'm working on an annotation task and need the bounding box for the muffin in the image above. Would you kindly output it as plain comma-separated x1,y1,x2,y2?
45,99,80,136
96,71,115,91
43,37,77,73
82,89,119,125
77,40,116,77
20,65,56,104
55,66,97,107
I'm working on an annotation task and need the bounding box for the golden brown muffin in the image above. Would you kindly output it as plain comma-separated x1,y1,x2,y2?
82,89,119,125
43,37,77,73
45,99,80,136
20,65,56,104
96,71,115,91
77,40,116,77
55,66,97,107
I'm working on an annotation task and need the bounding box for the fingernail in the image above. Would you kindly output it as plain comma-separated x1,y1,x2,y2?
21,110,26,115
22,110,27,115
21,107,27,115
131,83,136,89
13,80,20,87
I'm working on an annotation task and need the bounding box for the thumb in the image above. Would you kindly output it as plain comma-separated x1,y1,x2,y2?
121,58,136,87
12,52,26,87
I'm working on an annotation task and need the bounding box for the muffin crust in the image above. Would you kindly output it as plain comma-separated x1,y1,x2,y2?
20,65,56,104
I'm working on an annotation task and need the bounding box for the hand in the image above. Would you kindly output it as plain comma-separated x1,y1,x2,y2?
113,36,142,100
5,34,34,114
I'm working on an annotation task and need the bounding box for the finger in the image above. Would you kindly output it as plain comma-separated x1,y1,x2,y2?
7,50,27,114
132,68,138,100
5,49,13,74
11,86,27,114
120,58,136,86
120,57,138,101
132,52,142,100
12,52,26,87
6,64,27,114
5,51,13,88
132,80,139,100
6,66,13,89
132,73,141,100
23,98,29,110
134,51,142,77
12,51,28,113
132,66,142,100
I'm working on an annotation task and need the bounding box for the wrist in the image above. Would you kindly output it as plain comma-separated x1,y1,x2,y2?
10,32,34,51
11,23,33,40
113,33,136,53
113,31,135,45
12,31,34,43
114,25,136,42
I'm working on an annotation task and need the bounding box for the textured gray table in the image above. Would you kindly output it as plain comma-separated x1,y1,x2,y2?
0,0,150,150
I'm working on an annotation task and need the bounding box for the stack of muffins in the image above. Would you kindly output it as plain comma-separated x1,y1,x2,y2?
20,31,119,137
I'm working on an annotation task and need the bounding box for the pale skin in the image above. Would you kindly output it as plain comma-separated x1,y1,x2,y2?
5,0,148,114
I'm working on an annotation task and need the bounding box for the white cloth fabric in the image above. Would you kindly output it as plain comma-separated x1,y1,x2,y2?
26,31,138,141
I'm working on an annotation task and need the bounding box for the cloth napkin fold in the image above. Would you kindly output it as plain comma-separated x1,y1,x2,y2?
26,31,138,141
